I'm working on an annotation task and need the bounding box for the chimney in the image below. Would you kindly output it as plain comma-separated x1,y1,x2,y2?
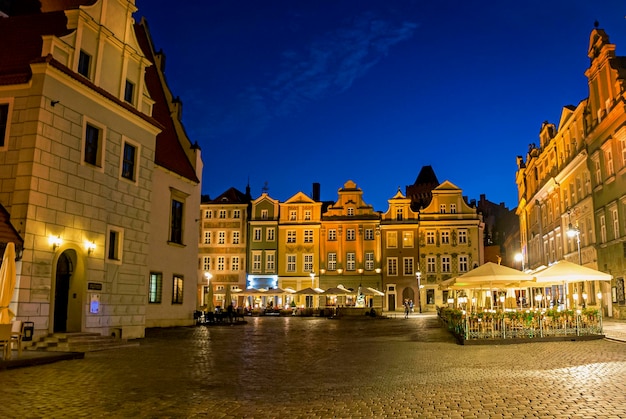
312,182,320,201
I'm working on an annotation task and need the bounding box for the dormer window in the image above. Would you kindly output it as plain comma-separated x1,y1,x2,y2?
78,50,91,78
347,207,354,216
124,80,135,104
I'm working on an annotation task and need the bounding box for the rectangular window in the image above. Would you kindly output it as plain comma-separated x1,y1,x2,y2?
202,256,210,270
121,142,137,181
328,252,337,270
450,204,457,214
600,215,607,243
387,231,398,248
365,252,374,270
252,252,262,272
441,231,450,244
440,204,446,214
594,157,602,184
606,149,615,176
219,210,227,219
328,229,337,241
304,230,314,243
172,275,183,304
346,252,355,271
204,210,212,219
232,231,240,244
107,228,122,262
287,255,296,272
218,231,226,244
149,272,162,304
289,210,297,221
124,79,134,103
84,123,102,166
287,230,296,243
0,103,9,148
387,257,398,276
620,137,626,168
261,209,268,219
170,199,183,244
427,256,436,273
426,231,435,245
217,257,225,271
402,231,413,248
365,229,374,240
396,208,403,221
233,210,241,219
203,231,211,244
612,208,619,239
304,210,311,220
231,256,239,271
266,252,275,272
253,228,261,241
459,255,468,272
403,257,414,276
458,230,467,244
78,50,91,78
304,254,313,272
347,229,356,241
267,228,275,241
441,256,451,273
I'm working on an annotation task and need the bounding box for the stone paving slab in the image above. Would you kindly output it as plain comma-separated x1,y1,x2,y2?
0,315,625,418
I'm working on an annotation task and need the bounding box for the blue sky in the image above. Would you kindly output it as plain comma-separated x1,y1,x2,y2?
137,1,626,211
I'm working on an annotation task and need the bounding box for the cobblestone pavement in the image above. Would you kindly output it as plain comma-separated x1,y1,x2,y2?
2,315,626,418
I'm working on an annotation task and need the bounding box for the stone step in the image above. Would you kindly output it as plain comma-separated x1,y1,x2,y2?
27,332,139,353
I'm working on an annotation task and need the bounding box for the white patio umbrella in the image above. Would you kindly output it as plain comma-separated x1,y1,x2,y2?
0,242,17,324
534,260,613,285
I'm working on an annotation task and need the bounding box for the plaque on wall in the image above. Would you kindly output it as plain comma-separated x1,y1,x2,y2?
88,282,103,291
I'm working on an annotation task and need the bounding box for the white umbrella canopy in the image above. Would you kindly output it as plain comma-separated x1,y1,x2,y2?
449,262,533,289
0,242,17,324
534,260,613,285
294,287,322,295
360,287,384,296
324,287,355,295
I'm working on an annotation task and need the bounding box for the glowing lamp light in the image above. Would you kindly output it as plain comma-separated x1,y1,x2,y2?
49,235,62,250
85,240,96,255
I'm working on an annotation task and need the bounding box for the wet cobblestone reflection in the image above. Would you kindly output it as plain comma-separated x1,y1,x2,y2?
2,315,626,418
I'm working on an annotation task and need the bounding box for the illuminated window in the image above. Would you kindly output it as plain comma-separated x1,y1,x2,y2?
346,253,355,270
172,275,183,304
387,231,397,248
252,252,262,272
287,230,296,243
387,257,397,276
327,252,337,270
149,272,162,304
402,231,413,248
287,255,296,272
266,252,275,272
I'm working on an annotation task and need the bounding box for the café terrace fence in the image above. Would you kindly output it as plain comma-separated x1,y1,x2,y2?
438,307,604,344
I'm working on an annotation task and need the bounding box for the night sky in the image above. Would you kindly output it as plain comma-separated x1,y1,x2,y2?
137,1,626,211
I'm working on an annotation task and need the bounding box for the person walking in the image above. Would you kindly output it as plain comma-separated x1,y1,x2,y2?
404,300,410,319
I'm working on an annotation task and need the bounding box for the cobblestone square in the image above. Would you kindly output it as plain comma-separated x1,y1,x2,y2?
2,315,626,418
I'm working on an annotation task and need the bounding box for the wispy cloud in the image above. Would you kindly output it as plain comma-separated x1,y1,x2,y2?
213,11,418,141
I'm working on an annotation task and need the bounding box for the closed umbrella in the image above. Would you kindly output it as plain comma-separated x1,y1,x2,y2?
0,242,17,324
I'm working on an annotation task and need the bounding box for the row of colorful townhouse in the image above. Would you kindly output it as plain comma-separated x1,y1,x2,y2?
199,178,485,313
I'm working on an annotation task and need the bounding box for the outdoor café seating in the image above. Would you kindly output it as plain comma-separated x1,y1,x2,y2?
0,323,11,360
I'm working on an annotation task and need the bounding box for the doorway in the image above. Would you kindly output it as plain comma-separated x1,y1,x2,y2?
53,252,73,332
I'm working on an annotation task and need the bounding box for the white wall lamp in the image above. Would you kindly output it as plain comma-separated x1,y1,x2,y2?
85,240,96,255
49,235,62,250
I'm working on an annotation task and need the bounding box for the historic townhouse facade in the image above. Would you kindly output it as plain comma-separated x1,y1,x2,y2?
320,181,382,304
380,189,419,311
515,25,625,318
0,0,201,339
199,188,250,309
247,193,280,290
277,192,322,294
418,181,485,311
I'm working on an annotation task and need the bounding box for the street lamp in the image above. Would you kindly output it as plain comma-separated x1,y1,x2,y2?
415,271,423,313
310,271,315,288
567,223,582,265
514,252,524,271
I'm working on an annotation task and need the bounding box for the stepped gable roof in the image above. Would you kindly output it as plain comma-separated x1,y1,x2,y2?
209,187,249,204
0,10,70,84
40,0,98,12
134,19,199,183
